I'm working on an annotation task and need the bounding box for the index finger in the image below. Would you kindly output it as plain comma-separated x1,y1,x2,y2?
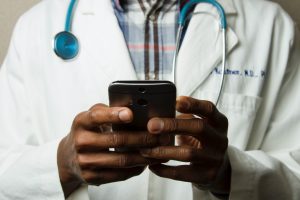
176,96,228,129
73,105,133,129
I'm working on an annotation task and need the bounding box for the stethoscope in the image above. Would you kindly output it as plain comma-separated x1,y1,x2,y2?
53,0,78,60
53,0,227,105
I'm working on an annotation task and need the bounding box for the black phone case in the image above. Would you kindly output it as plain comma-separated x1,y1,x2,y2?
109,81,176,131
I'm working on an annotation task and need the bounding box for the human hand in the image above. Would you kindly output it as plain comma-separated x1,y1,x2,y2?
141,96,231,195
57,104,171,197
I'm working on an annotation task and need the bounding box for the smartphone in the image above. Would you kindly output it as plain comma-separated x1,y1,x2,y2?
108,80,177,131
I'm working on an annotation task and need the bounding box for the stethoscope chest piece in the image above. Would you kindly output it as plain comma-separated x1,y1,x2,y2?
54,31,79,60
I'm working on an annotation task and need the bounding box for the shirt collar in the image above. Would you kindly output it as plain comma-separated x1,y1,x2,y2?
112,0,178,12
112,0,237,14
113,0,124,12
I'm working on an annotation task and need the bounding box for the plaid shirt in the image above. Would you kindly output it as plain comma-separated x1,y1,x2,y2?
112,0,179,80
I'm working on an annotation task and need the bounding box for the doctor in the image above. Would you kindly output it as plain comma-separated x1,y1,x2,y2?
0,0,300,200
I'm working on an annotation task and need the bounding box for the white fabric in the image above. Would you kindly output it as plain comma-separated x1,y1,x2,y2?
0,0,299,199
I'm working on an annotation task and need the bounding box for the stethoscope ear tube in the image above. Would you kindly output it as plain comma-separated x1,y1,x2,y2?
179,0,227,29
172,25,184,86
215,29,227,106
172,0,227,106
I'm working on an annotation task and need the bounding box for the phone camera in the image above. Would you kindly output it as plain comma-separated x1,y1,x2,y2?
137,98,148,106
138,87,146,93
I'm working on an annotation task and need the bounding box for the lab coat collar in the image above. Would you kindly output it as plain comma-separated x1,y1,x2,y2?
78,0,237,15
111,0,237,14
219,0,237,15
75,0,137,82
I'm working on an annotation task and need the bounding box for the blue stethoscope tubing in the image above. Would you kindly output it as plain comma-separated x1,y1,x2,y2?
172,0,227,105
53,0,227,105
53,0,79,60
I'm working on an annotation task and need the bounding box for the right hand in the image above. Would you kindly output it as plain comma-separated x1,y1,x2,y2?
57,104,171,197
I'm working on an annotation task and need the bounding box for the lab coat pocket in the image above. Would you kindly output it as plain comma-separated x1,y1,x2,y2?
218,93,262,149
192,91,262,150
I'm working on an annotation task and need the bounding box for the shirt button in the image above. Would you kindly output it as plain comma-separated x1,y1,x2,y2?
149,14,156,21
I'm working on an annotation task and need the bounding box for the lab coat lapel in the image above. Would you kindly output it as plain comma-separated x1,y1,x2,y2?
75,0,137,82
176,0,239,96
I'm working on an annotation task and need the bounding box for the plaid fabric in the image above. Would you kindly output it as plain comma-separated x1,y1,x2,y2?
112,0,179,80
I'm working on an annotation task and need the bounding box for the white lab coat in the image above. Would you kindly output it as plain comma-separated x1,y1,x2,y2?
0,0,300,199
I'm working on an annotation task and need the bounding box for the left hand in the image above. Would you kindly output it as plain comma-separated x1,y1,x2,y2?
140,96,230,194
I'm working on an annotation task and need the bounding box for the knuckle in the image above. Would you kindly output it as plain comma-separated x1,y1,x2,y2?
82,171,101,185
142,134,157,145
195,119,204,132
108,133,126,147
142,134,151,144
74,134,89,151
107,109,118,121
81,171,90,182
118,155,130,167
167,119,178,132
206,101,216,115
107,133,116,146
181,148,195,161
77,154,88,168
88,110,98,123
73,112,85,128
156,147,166,156
74,136,84,151
89,103,107,111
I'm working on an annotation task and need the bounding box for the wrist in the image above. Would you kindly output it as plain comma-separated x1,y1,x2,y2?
210,151,231,198
57,137,83,198
60,179,82,198
193,151,231,197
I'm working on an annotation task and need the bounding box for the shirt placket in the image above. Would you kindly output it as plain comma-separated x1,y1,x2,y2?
113,0,179,81
138,0,164,80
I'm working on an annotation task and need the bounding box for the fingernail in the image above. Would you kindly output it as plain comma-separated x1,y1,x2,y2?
149,118,164,133
118,109,131,122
